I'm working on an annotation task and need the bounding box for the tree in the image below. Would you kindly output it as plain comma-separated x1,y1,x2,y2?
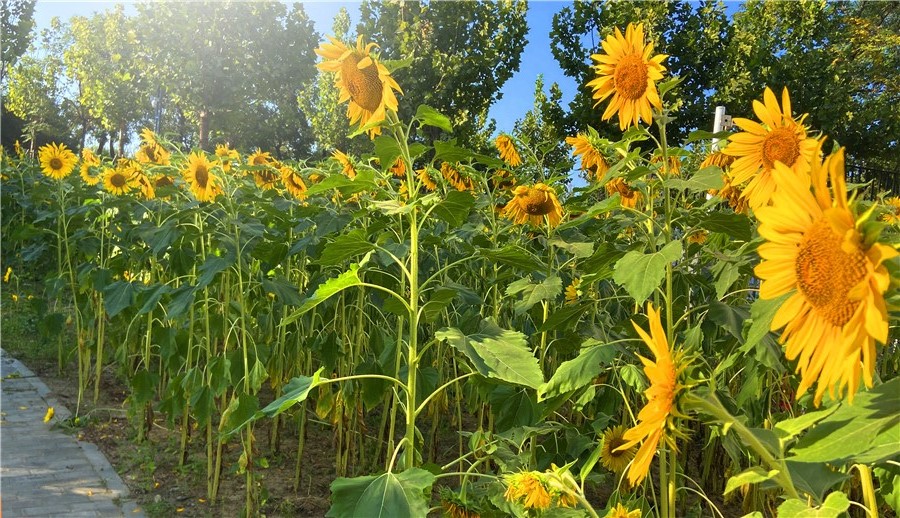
356,0,529,146
1,0,36,84
513,75,573,181
135,1,319,153
550,0,731,143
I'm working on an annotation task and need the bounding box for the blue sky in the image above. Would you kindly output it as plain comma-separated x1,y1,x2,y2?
32,0,579,134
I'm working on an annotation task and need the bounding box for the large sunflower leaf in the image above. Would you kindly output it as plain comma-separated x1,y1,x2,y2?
613,240,682,304
437,320,543,390
282,264,363,325
538,340,616,401
326,468,435,518
317,229,375,266
776,491,849,517
415,104,452,133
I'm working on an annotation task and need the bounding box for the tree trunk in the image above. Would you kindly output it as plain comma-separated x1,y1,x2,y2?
108,133,114,158
198,110,209,151
117,121,126,157
97,133,108,157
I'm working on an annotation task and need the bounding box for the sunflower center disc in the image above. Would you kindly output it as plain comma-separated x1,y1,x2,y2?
195,165,209,187
342,55,384,112
49,158,63,170
522,189,554,216
614,54,649,100
111,173,127,188
795,217,868,327
761,127,800,169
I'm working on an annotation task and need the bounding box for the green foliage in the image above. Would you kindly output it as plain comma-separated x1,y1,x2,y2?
326,468,435,518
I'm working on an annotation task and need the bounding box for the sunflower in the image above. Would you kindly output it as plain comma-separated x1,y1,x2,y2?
616,303,686,486
133,172,156,200
605,178,642,209
389,157,406,178
723,87,819,210
139,128,160,149
502,184,563,228
280,166,308,200
416,168,437,191
135,142,170,166
754,144,898,405
566,133,608,181
881,197,900,224
600,425,637,474
80,148,102,185
440,162,475,192
332,150,356,179
687,231,708,245
565,278,581,305
254,168,279,190
38,143,77,180
315,35,402,137
503,472,552,510
608,503,642,518
495,134,522,167
651,152,680,177
308,172,324,184
215,143,240,172
700,150,735,170
247,149,272,168
587,23,667,130
102,167,134,196
708,173,749,214
183,151,222,202
154,175,174,189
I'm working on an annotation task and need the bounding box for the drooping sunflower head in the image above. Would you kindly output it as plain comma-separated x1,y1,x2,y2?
38,143,78,180
247,149,272,167
183,151,222,203
389,157,407,178
700,150,736,170
139,128,160,149
102,167,134,196
489,169,517,192
254,168,279,190
600,425,637,474
608,503,642,518
566,133,609,181
605,177,642,209
280,166,308,200
564,278,581,305
315,35,402,138
723,87,819,209
133,172,156,200
650,152,681,177
439,488,481,518
501,183,564,228
503,472,552,511
755,143,899,405
495,134,522,167
441,162,475,192
708,174,749,214
332,149,356,179
587,23,667,130
416,168,437,191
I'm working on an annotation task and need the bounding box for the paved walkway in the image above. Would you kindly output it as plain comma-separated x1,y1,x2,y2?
0,349,144,517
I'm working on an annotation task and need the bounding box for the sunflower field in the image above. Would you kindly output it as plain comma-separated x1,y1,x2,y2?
3,20,900,518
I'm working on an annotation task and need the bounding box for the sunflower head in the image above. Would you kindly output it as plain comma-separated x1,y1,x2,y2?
102,167,135,196
38,143,78,180
723,87,819,209
135,142,171,166
315,35,402,138
280,166,308,200
133,172,156,200
564,278,581,305
503,472,552,510
389,157,406,178
489,169,517,192
586,23,667,130
139,128,160,148
183,151,222,203
608,503,642,518
501,183,564,228
247,149,272,167
332,149,356,179
605,177,642,209
495,134,522,167
440,162,475,192
566,133,609,181
600,425,637,474
416,168,437,191
700,150,735,170
708,174,749,214
881,197,900,224
79,148,102,185
755,142,898,405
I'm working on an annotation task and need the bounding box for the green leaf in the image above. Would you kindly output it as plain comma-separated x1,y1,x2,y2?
476,245,546,272
619,363,646,392
130,369,158,406
437,320,543,390
538,303,589,333
538,341,616,401
197,254,234,289
431,190,475,227
506,275,562,314
788,377,900,465
103,280,136,318
221,393,259,436
317,229,375,266
373,136,401,173
422,287,457,323
613,241,682,304
260,276,303,306
724,467,779,495
166,285,196,320
786,461,851,503
434,140,473,163
665,166,723,191
137,283,172,315
712,260,742,300
700,212,752,242
777,491,849,517
774,407,839,442
261,368,325,417
548,237,593,258
555,196,621,231
743,294,789,350
306,168,377,196
415,105,452,133
283,265,363,325
326,468,435,518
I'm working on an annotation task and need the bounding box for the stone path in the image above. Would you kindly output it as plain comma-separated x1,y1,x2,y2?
0,349,144,517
